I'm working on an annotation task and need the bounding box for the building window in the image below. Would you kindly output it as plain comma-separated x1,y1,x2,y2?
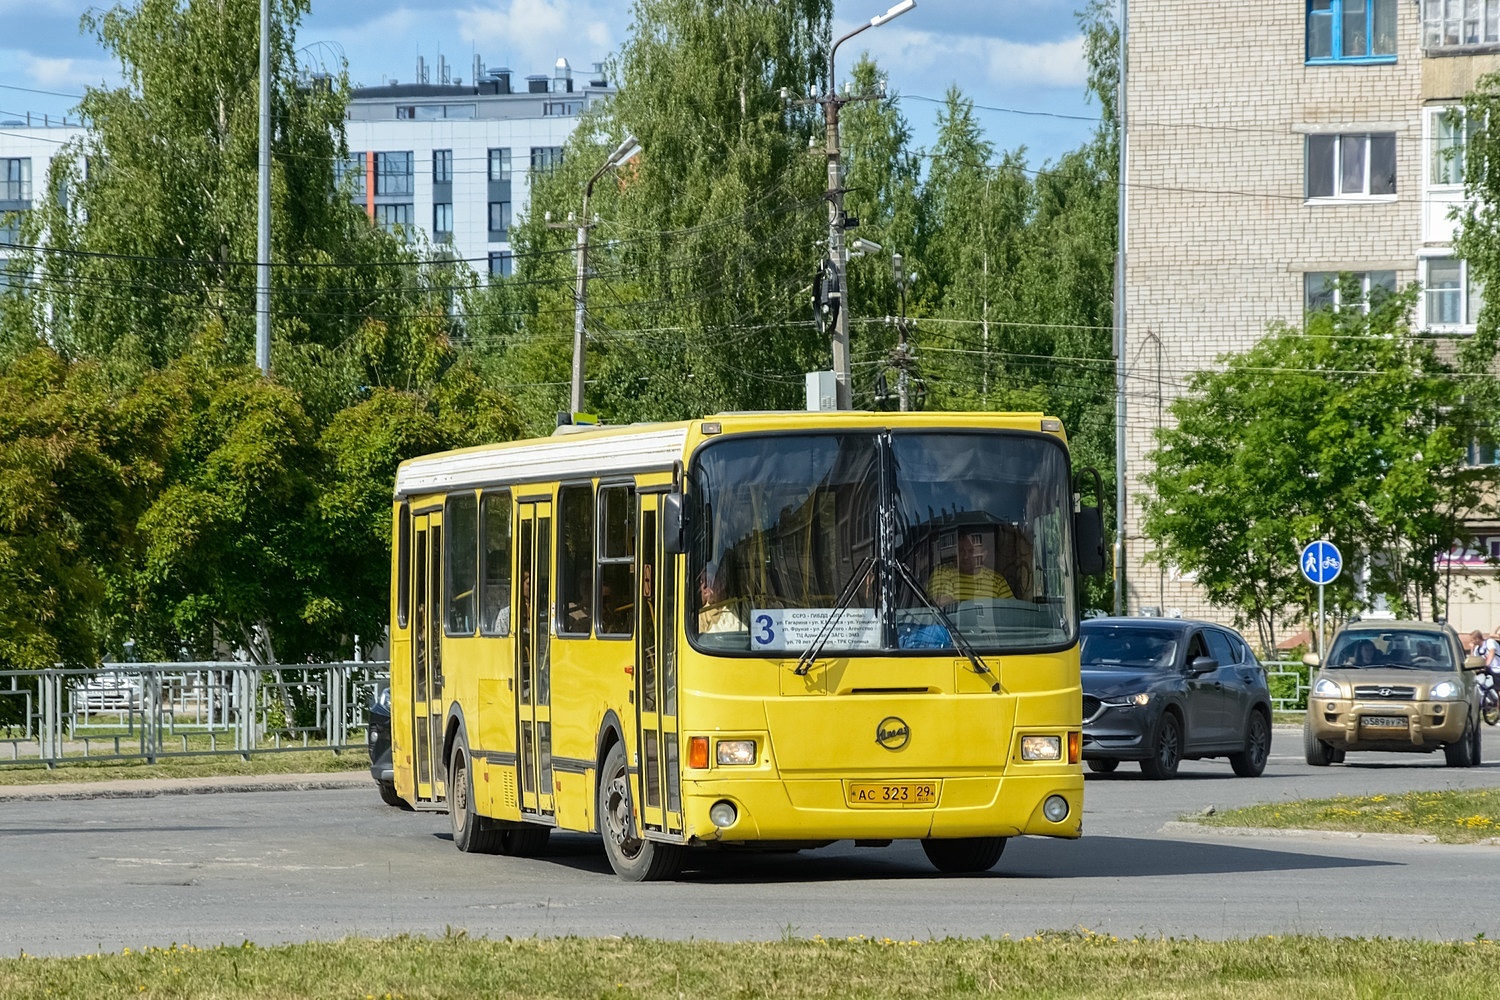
1429,107,1474,187
1308,0,1397,61
374,202,414,236
1306,133,1396,199
488,252,513,278
488,201,511,237
1468,440,1500,467
433,202,453,238
1423,256,1484,329
488,148,511,182
2,158,31,202
530,146,564,174
544,101,584,116
374,151,413,196
335,153,366,201
1304,270,1396,314
1423,0,1500,48
433,149,452,184
1,210,24,246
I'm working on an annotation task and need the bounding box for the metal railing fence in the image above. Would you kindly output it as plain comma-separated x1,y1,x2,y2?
1265,659,1310,712
0,661,389,769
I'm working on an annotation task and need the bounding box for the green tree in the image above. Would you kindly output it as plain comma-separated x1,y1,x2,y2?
1142,285,1489,651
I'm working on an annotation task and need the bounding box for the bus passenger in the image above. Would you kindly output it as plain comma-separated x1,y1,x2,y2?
698,564,745,634
930,531,1014,609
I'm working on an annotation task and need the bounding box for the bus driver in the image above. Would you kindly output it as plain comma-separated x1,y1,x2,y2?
930,530,1014,609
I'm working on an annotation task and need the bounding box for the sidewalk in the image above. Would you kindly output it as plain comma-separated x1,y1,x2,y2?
0,769,369,801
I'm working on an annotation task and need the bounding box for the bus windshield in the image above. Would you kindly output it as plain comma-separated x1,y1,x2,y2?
687,430,1078,655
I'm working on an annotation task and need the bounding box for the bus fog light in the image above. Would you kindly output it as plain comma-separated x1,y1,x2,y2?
1020,735,1061,761
709,800,738,828
1043,795,1070,822
716,740,756,765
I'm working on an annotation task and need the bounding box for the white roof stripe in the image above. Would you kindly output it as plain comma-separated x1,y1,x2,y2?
394,425,690,497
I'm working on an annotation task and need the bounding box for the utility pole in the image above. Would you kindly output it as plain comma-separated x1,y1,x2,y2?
555,134,640,418
890,251,916,411
255,0,271,375
814,0,916,410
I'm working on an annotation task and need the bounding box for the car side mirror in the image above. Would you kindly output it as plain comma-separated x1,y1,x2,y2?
1464,654,1486,672
1187,655,1218,676
1301,652,1320,668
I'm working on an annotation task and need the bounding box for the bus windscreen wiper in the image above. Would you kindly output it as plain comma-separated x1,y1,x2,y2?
891,558,1000,692
793,555,876,676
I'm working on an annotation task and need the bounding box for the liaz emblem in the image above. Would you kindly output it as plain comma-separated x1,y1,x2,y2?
876,716,910,750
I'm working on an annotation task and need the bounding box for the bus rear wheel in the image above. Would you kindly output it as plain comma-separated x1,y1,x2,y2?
450,740,503,854
599,741,683,881
920,836,1007,874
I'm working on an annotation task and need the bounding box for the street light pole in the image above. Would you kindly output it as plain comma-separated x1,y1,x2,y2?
822,0,915,410
255,0,271,375
569,134,641,417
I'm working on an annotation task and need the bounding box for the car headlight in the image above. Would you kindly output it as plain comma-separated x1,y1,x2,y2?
1312,678,1343,698
1430,680,1461,700
1102,692,1151,708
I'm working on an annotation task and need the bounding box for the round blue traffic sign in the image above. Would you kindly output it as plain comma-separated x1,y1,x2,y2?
1300,540,1342,585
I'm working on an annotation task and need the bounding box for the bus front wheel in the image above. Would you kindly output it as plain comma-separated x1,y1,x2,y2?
450,739,503,854
920,836,1007,874
599,741,683,881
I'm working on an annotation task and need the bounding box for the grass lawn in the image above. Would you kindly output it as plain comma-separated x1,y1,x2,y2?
1193,787,1500,844
0,749,368,785
2,933,1499,999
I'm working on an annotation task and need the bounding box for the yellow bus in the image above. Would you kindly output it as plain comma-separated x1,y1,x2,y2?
388,410,1105,880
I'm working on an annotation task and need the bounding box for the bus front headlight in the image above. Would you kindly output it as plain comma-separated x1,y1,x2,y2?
1020,735,1062,761
716,740,757,765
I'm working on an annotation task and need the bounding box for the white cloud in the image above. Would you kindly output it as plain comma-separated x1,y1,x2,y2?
858,26,1086,95
455,0,618,74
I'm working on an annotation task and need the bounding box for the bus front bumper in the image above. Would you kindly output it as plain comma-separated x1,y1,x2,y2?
680,771,1083,844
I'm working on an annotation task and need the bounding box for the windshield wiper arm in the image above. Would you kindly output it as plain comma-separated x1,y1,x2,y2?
891,558,1000,692
794,555,876,676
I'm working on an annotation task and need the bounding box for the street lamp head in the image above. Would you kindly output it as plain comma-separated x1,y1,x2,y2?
850,237,883,256
609,134,642,167
871,0,916,27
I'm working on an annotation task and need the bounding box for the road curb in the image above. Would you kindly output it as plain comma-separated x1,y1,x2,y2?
0,771,369,801
1160,819,1500,847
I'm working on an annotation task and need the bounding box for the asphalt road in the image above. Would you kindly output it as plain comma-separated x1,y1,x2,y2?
2,726,1498,957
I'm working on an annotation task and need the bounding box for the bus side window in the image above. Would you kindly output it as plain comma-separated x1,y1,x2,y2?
558,483,595,636
396,502,410,629
479,490,512,635
445,492,479,636
596,484,636,637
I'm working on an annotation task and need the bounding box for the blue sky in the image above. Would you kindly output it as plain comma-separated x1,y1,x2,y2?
1,0,1104,167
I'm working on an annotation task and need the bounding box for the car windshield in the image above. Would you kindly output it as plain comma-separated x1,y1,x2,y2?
685,429,1078,655
1080,627,1178,669
1325,631,1454,671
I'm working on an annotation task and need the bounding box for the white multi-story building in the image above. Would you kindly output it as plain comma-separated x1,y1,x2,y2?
1122,0,1500,634
0,55,613,285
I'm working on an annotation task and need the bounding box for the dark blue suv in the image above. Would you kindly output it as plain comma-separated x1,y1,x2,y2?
367,680,406,808
1081,617,1272,779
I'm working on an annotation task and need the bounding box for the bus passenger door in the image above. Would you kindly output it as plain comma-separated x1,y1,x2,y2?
516,501,555,818
635,497,683,839
411,510,445,803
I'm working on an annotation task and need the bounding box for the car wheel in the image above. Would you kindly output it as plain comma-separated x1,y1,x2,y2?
1229,709,1271,777
1140,712,1182,780
1086,759,1119,774
450,739,503,854
1445,721,1478,767
599,741,683,881
1303,716,1336,767
920,836,1007,874
377,779,412,810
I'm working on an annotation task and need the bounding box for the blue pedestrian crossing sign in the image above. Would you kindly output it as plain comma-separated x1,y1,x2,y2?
1300,540,1342,585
